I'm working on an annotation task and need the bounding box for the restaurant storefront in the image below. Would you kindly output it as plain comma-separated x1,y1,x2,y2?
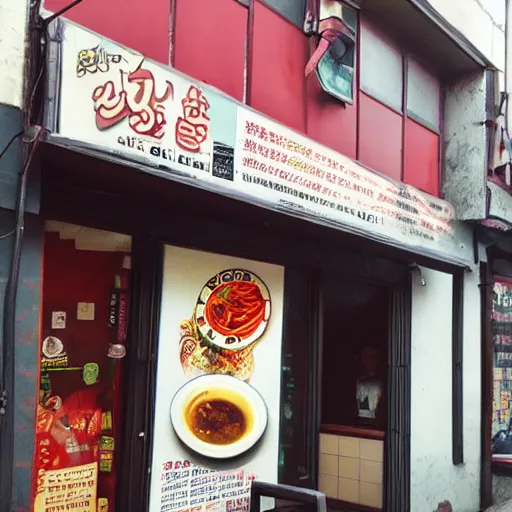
24,15,482,512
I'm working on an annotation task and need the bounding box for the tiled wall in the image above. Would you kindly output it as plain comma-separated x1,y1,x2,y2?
318,433,383,509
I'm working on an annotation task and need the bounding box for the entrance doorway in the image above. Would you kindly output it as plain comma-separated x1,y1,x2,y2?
319,277,389,511
33,222,131,512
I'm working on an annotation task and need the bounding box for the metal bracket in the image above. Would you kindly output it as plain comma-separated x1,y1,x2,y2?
408,263,426,286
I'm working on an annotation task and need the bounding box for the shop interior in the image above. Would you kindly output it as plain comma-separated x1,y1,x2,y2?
319,277,389,511
34,222,131,512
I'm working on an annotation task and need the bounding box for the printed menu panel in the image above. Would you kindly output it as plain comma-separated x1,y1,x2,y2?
149,246,285,512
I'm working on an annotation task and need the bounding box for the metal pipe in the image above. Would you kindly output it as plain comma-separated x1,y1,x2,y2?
505,0,509,132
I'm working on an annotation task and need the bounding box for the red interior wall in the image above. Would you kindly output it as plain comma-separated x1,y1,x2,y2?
249,1,308,133
306,74,357,159
403,118,440,196
44,0,170,63
174,0,247,101
358,92,402,182
40,233,126,507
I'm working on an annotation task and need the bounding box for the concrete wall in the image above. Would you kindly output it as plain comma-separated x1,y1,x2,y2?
0,0,29,109
443,70,488,221
410,267,482,511
0,211,43,512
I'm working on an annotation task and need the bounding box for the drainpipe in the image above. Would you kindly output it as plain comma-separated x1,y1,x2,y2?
505,0,510,133
480,252,494,510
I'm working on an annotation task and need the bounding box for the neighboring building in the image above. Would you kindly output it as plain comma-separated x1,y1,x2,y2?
0,1,511,512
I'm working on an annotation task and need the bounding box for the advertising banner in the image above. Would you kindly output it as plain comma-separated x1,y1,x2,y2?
149,246,284,512
492,280,512,463
47,19,470,264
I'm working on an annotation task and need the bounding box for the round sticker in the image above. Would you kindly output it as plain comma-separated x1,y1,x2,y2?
108,343,126,359
42,336,64,358
194,269,271,351
83,362,99,385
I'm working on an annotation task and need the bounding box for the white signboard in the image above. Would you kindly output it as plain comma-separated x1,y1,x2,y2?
57,23,214,177
49,20,471,264
149,246,284,512
234,108,454,250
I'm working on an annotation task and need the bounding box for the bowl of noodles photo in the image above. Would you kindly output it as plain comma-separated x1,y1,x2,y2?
170,374,267,459
194,269,271,352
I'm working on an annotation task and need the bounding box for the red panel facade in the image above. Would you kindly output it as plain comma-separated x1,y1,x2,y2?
45,1,442,193
306,74,357,160
44,0,170,64
358,93,402,182
174,0,247,101
404,118,440,197
249,1,308,133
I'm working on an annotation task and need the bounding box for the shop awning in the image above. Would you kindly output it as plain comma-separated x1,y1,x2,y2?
42,17,473,269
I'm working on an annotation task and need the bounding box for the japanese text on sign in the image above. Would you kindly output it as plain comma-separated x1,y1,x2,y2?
35,462,98,512
238,112,454,243
160,461,256,512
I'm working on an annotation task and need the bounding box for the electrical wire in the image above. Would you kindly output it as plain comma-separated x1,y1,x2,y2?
0,134,41,512
0,229,16,241
0,131,23,160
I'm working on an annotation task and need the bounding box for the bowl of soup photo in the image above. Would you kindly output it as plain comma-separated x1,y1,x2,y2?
170,374,267,459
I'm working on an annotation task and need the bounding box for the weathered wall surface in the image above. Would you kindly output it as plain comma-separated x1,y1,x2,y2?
0,0,29,109
411,267,482,512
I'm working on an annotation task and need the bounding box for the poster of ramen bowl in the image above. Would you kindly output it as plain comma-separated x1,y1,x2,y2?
149,246,284,512
170,374,268,459
194,269,271,351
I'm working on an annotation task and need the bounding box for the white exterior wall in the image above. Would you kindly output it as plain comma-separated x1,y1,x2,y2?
0,0,29,108
410,266,482,511
426,0,505,70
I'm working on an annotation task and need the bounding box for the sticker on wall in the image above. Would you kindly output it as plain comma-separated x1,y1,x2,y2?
98,498,109,512
33,462,98,512
41,336,69,370
83,362,99,385
107,343,126,359
43,395,63,412
42,336,64,358
51,311,67,329
77,302,95,321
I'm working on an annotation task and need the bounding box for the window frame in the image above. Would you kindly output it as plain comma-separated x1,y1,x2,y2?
357,15,443,193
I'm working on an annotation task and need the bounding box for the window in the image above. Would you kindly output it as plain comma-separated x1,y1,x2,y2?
358,17,442,196
360,20,402,112
407,57,441,132
321,278,389,430
261,0,306,28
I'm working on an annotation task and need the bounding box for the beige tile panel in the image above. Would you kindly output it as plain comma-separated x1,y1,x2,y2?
319,473,338,498
319,453,338,476
338,477,359,504
338,436,360,458
320,434,339,455
360,460,383,485
338,456,359,480
359,481,383,509
359,438,383,462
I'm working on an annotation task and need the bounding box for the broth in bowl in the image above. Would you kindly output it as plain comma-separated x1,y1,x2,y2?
184,387,254,446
